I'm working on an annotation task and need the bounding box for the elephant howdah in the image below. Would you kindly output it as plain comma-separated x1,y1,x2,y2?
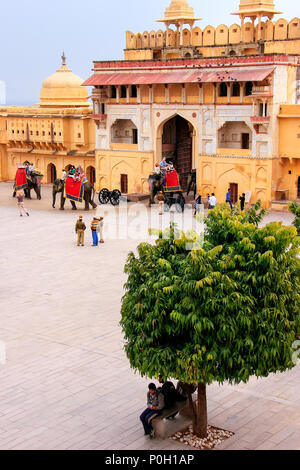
65,176,88,203
52,178,97,211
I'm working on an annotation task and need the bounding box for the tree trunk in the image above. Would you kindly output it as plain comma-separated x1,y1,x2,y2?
186,382,208,438
194,382,208,438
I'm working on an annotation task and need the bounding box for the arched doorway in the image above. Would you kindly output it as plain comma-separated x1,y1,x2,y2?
161,115,193,191
86,166,96,185
47,163,57,184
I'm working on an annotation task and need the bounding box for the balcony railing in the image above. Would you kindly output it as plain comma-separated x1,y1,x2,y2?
251,86,272,97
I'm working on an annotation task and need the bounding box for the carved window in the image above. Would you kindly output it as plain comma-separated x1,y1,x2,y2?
219,82,228,97
120,86,127,98
244,81,253,96
231,82,240,97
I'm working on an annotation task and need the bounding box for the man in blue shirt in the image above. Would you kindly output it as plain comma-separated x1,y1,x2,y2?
226,188,233,209
159,157,167,169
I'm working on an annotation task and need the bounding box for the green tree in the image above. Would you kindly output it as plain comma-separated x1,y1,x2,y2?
120,209,300,438
289,201,300,235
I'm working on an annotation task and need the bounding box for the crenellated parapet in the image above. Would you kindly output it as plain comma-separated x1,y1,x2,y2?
126,18,300,51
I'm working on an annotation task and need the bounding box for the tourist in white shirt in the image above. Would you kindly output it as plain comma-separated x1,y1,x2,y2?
208,193,217,209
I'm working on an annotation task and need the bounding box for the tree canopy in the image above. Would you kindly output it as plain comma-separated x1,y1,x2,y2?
120,204,300,436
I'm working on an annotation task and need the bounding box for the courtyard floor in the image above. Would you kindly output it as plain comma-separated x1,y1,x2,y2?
0,182,299,450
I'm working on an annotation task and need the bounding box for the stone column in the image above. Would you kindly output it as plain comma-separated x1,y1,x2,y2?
251,17,256,42
199,83,203,104
240,83,245,104
182,84,186,104
137,86,141,104
241,16,245,42
149,85,153,104
227,84,231,105
257,15,262,41
179,20,184,46
165,84,169,104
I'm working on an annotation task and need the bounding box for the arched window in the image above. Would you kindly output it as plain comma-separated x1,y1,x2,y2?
244,82,253,96
111,86,117,99
231,82,240,97
130,85,137,98
219,82,228,97
120,86,127,98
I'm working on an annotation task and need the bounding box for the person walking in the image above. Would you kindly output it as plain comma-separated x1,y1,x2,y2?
17,191,29,217
140,383,165,439
226,188,233,209
97,216,104,244
91,217,100,246
239,193,246,211
208,193,217,209
75,215,86,246
157,191,165,215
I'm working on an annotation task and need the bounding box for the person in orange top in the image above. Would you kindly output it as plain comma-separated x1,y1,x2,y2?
91,217,100,246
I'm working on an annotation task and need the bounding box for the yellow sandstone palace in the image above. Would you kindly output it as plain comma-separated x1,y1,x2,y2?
0,54,96,185
1,1,300,209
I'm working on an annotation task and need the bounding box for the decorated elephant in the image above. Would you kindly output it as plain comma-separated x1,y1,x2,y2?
148,172,185,211
13,171,43,200
52,179,97,211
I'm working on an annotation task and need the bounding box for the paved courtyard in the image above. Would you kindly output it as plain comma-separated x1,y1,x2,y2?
0,182,299,450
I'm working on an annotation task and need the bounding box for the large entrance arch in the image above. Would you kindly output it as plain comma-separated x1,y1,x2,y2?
160,115,194,191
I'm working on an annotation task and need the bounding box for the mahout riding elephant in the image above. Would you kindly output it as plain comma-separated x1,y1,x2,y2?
52,179,97,211
13,174,42,200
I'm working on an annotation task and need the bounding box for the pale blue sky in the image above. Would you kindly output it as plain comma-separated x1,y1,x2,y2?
0,0,298,105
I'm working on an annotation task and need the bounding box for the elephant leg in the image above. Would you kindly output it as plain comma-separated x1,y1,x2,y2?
52,190,57,209
34,185,41,200
59,192,65,210
90,196,97,209
37,185,42,200
71,201,77,211
84,198,89,211
13,190,16,198
150,190,156,206
90,187,97,209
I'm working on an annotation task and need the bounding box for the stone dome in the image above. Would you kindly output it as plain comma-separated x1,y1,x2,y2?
39,54,90,108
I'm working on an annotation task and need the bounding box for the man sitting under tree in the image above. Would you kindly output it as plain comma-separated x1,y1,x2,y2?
140,383,165,439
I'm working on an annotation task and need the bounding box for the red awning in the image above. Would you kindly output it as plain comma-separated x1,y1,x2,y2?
83,67,274,86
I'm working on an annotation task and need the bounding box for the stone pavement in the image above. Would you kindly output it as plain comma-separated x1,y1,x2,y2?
0,182,299,450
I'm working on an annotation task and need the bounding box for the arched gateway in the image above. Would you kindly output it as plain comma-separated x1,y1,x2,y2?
160,115,194,191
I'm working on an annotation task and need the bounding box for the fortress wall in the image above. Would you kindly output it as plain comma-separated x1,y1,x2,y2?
125,18,300,50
